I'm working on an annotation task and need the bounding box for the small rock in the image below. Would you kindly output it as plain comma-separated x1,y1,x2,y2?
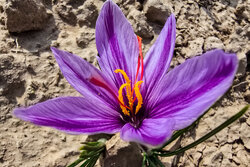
76,31,94,48
0,54,25,98
103,133,143,167
228,122,241,143
55,2,77,25
114,0,135,9
221,158,232,167
181,38,204,58
41,0,52,7
236,150,249,165
246,26,250,39
143,0,172,25
77,0,98,27
127,8,153,39
243,139,250,150
134,1,142,10
60,134,66,142
175,35,186,47
212,152,224,165
63,0,85,8
86,134,112,142
246,50,250,71
0,146,6,160
5,0,49,32
160,156,174,167
0,4,4,13
246,115,250,126
192,152,202,164
220,144,232,160
235,4,250,23
60,31,69,38
240,123,250,150
202,146,221,166
51,40,60,47
82,50,97,64
204,36,224,51
232,156,241,165
236,52,247,77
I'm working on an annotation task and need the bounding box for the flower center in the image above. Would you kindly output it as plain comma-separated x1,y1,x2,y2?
115,36,144,117
115,69,143,116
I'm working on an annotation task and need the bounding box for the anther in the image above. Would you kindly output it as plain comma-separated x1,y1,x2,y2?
115,69,133,108
134,81,143,114
118,83,130,116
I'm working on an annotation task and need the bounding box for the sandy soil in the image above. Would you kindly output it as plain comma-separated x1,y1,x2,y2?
0,0,249,166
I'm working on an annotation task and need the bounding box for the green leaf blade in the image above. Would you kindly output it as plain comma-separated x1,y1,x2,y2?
68,158,85,167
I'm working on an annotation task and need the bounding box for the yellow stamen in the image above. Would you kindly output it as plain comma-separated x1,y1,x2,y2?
134,81,143,114
115,69,143,116
115,69,133,109
118,83,130,116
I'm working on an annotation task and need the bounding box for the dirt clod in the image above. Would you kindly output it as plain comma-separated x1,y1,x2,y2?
5,0,49,32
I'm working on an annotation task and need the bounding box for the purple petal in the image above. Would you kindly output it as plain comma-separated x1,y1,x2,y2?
120,118,175,147
14,97,123,134
51,47,118,107
148,50,238,130
142,14,176,98
95,0,138,87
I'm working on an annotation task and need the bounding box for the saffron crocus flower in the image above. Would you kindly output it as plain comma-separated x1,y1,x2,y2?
14,0,238,147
